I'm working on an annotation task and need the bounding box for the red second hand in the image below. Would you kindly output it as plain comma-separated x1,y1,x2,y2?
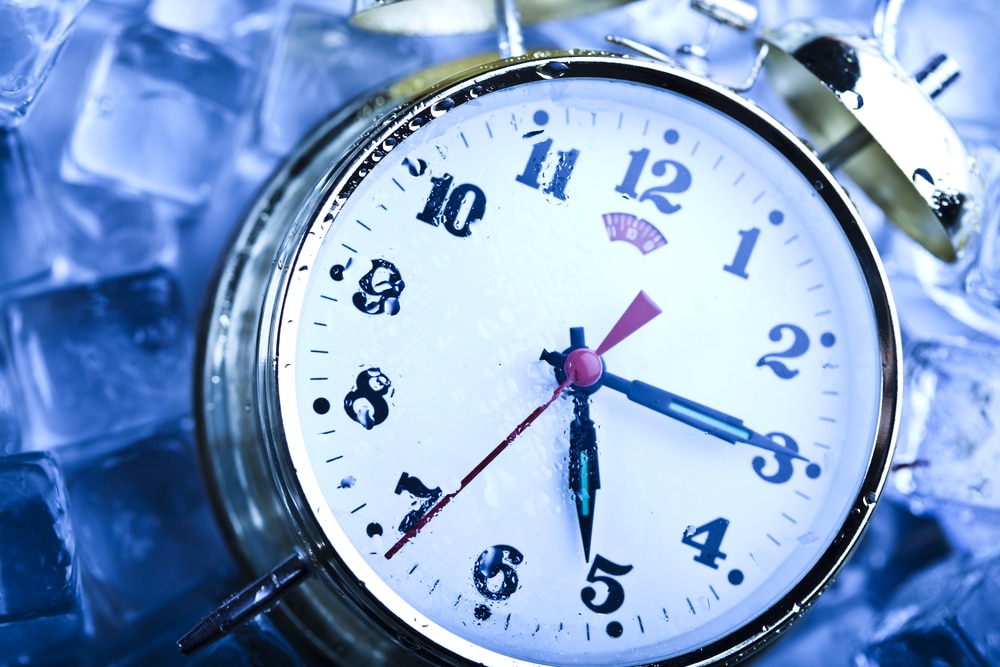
384,290,662,559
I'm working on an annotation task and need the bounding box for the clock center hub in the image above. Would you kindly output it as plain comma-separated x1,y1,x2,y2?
564,347,604,388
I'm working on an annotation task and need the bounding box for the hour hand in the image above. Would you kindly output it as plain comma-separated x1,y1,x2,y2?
568,387,599,563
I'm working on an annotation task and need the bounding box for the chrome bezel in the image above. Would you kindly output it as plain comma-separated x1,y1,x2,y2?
198,51,900,667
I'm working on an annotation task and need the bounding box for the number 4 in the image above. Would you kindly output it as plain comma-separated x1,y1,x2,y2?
681,518,730,569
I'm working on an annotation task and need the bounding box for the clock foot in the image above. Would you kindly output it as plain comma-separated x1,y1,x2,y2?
177,552,311,655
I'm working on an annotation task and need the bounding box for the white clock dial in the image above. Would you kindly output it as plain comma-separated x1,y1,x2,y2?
265,57,897,667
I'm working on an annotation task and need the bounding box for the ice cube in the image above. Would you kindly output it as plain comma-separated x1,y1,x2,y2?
859,549,1000,666
0,346,21,456
64,431,230,625
256,8,428,155
64,22,256,206
890,339,1000,550
3,268,191,449
0,129,53,288
44,181,179,274
0,0,90,127
0,452,83,659
892,340,1000,509
146,0,277,50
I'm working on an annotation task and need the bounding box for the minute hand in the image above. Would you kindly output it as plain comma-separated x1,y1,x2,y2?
600,372,808,461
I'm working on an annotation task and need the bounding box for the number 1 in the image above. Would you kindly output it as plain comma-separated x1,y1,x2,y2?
723,227,760,279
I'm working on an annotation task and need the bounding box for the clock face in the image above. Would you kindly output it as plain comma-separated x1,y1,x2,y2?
269,58,896,666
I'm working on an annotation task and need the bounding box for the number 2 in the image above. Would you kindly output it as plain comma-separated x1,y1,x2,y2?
757,324,810,379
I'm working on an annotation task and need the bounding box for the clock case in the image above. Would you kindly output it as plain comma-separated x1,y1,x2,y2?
195,51,899,667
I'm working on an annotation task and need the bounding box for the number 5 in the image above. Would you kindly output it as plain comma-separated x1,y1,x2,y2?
581,555,633,615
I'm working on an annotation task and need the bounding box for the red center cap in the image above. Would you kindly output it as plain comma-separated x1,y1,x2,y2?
563,348,603,388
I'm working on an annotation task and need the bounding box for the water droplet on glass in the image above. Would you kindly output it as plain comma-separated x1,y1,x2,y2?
814,180,825,191
431,98,455,117
863,491,877,507
98,95,115,115
838,90,864,110
408,116,426,132
913,167,934,185
535,61,570,80
469,85,484,99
